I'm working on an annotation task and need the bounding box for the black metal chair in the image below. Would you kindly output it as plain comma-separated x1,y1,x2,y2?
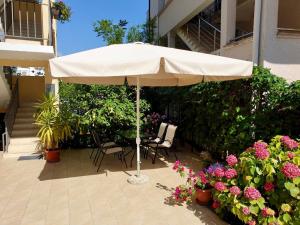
91,131,127,172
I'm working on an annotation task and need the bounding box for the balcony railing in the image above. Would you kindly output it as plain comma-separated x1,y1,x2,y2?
0,0,49,41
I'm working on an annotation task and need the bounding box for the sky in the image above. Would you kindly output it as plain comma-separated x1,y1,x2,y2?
57,0,149,56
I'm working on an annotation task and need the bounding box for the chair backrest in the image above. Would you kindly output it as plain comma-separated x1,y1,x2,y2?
164,124,177,145
91,130,102,147
157,122,168,139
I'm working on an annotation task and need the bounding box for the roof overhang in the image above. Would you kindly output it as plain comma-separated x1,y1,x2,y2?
0,42,55,67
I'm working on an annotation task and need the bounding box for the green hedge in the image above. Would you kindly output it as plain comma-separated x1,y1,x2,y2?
144,67,300,159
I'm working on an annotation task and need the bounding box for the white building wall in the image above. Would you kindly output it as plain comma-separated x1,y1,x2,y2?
158,0,213,37
260,0,300,82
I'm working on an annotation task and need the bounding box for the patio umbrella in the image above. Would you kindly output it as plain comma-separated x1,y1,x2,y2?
49,42,253,184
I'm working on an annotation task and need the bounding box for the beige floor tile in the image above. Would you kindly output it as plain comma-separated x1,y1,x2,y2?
0,149,227,225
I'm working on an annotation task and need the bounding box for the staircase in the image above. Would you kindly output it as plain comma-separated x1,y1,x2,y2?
6,102,40,157
176,18,221,53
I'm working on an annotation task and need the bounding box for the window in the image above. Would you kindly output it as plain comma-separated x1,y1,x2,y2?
278,0,300,30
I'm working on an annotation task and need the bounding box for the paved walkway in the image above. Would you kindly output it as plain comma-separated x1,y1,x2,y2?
0,149,227,225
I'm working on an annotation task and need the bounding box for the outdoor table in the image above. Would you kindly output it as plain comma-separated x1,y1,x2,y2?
117,130,152,167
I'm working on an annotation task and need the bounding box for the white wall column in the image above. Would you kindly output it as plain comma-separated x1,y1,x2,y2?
167,30,176,48
221,0,237,47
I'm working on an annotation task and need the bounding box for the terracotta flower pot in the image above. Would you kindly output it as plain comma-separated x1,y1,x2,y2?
195,188,212,205
45,149,60,163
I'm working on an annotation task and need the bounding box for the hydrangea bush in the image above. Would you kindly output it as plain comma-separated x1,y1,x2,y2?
210,136,300,225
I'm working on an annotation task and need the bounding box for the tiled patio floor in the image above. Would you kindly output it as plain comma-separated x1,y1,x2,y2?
0,149,227,225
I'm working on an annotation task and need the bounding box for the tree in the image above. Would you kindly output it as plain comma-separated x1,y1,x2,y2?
142,18,157,44
93,19,128,45
126,26,143,43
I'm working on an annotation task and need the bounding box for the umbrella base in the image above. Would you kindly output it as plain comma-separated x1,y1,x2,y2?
127,174,149,185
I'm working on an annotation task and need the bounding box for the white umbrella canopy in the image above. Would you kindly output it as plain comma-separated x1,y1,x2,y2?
49,43,253,184
49,42,252,86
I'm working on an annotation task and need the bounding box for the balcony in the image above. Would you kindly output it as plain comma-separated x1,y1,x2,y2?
0,0,51,44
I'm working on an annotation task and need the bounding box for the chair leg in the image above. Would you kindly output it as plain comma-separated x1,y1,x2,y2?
164,148,169,157
97,153,105,172
94,149,101,166
89,147,96,159
152,147,158,164
122,151,128,168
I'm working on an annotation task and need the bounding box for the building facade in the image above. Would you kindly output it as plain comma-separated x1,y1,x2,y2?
150,0,300,82
0,0,57,155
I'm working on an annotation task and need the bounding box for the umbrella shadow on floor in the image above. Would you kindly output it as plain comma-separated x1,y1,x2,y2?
38,148,171,181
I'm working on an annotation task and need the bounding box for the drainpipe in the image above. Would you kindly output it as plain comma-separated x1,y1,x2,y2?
252,0,262,66
148,0,151,43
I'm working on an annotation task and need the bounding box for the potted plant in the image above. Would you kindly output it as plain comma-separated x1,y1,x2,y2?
173,160,213,205
51,1,71,23
35,95,72,162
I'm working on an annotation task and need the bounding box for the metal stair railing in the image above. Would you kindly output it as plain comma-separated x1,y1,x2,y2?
2,78,19,152
183,17,221,52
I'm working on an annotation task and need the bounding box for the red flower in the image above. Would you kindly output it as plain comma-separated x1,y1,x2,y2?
262,207,275,217
212,200,220,209
264,182,275,192
287,152,295,159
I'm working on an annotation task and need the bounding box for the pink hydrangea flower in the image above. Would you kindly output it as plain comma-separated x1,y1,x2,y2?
212,200,220,209
281,162,300,179
253,141,268,149
255,146,270,160
248,220,256,225
214,167,225,178
244,187,261,200
242,207,250,215
264,182,275,192
287,152,295,159
226,155,238,167
225,169,237,179
229,186,241,196
262,207,275,217
198,171,208,184
281,136,299,150
214,182,227,192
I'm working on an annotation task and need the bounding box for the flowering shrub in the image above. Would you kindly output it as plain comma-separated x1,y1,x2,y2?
144,112,166,134
210,136,300,225
172,160,212,203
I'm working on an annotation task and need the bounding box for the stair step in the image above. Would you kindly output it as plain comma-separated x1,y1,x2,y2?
19,102,37,107
18,107,37,113
13,123,37,130
15,112,35,119
11,129,38,137
15,117,35,124
7,143,41,154
10,136,40,145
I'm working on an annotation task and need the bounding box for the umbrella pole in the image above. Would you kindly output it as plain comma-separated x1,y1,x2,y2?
136,77,141,177
127,77,149,185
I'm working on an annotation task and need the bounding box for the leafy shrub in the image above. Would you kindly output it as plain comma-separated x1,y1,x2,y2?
145,67,300,158
210,136,300,225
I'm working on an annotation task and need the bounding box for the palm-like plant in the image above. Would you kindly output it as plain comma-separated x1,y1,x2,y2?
35,95,72,150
